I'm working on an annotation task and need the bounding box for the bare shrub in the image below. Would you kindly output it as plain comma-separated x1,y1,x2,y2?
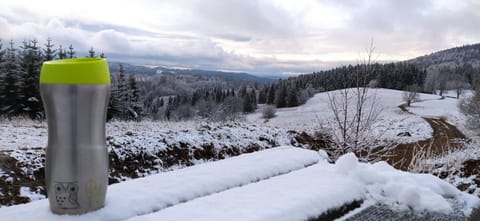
403,84,420,106
262,105,277,120
324,41,391,161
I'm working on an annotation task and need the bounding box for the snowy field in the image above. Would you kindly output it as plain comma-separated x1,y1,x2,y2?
407,96,471,136
0,89,468,152
247,89,442,143
0,120,293,151
1,147,478,221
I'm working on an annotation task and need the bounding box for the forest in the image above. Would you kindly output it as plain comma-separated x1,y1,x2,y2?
0,38,479,121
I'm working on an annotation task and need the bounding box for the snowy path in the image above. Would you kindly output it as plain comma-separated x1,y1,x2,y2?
0,147,320,221
383,102,468,170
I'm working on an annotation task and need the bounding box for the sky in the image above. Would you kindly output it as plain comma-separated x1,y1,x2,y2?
0,0,479,76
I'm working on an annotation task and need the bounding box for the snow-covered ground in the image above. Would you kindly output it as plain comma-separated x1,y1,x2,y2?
2,147,478,221
248,89,438,144
0,120,293,151
0,147,319,221
407,96,471,136
1,88,468,152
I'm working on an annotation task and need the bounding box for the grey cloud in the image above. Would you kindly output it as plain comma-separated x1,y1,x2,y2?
1,0,479,77
178,0,299,39
324,0,480,54
214,33,251,42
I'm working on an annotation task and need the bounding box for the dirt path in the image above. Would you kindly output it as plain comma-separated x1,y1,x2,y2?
381,104,467,171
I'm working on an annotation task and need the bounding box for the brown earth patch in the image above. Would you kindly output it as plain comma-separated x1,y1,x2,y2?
380,105,467,171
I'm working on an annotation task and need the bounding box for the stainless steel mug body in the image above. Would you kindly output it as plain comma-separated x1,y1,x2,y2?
41,84,110,214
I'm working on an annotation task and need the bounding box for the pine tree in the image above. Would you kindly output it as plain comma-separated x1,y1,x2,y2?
242,89,257,113
99,52,106,58
107,78,122,121
58,45,67,59
239,86,247,98
67,44,75,58
1,41,23,117
88,47,96,58
258,86,267,104
0,39,5,109
19,39,44,119
286,87,299,107
43,38,57,61
266,85,275,104
127,74,142,120
115,64,132,120
275,83,287,108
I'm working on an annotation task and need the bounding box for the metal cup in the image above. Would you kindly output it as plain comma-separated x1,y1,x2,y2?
40,58,110,214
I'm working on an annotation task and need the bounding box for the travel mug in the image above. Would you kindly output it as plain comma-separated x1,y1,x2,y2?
40,58,110,214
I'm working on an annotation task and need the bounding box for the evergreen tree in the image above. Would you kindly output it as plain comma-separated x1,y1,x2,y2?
88,47,96,58
58,45,67,59
258,86,267,104
266,85,275,104
1,41,23,117
127,74,143,120
0,39,5,109
286,87,299,107
19,39,43,119
275,83,287,108
107,77,122,121
99,52,106,58
241,88,257,113
43,38,57,61
238,86,247,97
67,44,75,58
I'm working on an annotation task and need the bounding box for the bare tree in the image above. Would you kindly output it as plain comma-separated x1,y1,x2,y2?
450,73,469,99
403,84,420,106
325,41,385,161
459,86,480,130
438,67,450,97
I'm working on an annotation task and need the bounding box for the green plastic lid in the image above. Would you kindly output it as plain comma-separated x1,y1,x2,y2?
40,58,110,84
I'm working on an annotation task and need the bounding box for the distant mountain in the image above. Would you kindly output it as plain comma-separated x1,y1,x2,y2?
108,62,276,84
408,43,480,70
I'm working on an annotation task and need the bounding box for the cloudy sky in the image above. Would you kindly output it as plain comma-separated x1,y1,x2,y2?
0,0,479,76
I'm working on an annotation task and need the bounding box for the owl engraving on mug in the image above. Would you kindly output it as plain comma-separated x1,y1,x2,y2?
54,182,79,209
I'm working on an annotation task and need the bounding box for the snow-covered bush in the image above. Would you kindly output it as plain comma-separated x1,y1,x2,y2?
262,105,276,120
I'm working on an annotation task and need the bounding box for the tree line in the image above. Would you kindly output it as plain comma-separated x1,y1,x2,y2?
3,37,479,122
260,62,426,108
0,38,257,121
0,38,142,121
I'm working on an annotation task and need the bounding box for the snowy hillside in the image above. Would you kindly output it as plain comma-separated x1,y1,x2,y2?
248,88,454,144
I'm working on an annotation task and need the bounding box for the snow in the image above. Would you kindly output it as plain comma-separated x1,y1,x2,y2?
0,118,47,150
126,152,479,221
0,147,320,221
1,147,479,221
108,121,293,157
0,119,293,152
406,96,470,134
247,89,434,144
19,187,46,201
1,88,479,220
128,158,364,221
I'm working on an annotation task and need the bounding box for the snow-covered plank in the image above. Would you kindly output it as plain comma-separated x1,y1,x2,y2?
0,146,320,221
127,153,480,221
129,161,365,221
126,160,364,221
